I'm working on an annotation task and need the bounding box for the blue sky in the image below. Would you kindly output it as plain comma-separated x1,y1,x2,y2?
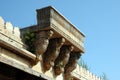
0,0,120,80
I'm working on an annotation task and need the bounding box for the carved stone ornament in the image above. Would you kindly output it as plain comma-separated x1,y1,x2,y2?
64,52,81,80
53,45,74,76
35,30,53,61
42,38,65,72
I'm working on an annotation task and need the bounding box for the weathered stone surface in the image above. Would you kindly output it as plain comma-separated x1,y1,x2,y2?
64,52,81,80
36,6,85,53
54,45,74,76
43,38,65,72
64,52,81,74
35,30,53,61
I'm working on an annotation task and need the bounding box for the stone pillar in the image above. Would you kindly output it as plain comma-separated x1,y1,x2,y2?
35,30,53,62
53,45,74,76
42,38,65,72
64,52,81,80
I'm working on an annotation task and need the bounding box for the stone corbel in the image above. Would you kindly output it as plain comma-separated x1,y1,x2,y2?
42,38,65,72
64,52,81,80
53,45,74,76
35,30,53,62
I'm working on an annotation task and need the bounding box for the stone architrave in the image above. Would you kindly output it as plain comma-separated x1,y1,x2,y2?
42,38,65,72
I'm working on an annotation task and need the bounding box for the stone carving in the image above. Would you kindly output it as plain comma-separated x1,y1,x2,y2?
43,38,65,72
53,45,74,76
35,30,53,61
64,52,81,80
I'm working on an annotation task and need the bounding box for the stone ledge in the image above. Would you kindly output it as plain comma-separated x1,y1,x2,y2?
0,56,53,80
0,32,36,60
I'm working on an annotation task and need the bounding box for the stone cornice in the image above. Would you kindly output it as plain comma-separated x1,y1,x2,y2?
35,6,85,53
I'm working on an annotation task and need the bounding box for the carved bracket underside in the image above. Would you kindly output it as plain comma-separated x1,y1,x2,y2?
42,38,65,72
35,30,53,62
53,45,74,76
64,52,81,80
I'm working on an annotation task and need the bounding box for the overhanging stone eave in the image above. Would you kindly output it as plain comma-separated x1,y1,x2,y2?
50,23,85,53
36,6,85,53
36,6,85,37
21,24,85,53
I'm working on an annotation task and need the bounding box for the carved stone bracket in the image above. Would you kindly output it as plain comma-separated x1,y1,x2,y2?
35,30,53,62
53,45,74,76
64,52,81,80
42,38,65,72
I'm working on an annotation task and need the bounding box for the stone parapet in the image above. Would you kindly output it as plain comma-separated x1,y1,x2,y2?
72,64,101,80
0,17,36,61
0,16,24,48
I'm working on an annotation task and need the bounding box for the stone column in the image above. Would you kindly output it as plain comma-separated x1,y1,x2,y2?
42,38,65,72
53,45,74,76
64,52,81,80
